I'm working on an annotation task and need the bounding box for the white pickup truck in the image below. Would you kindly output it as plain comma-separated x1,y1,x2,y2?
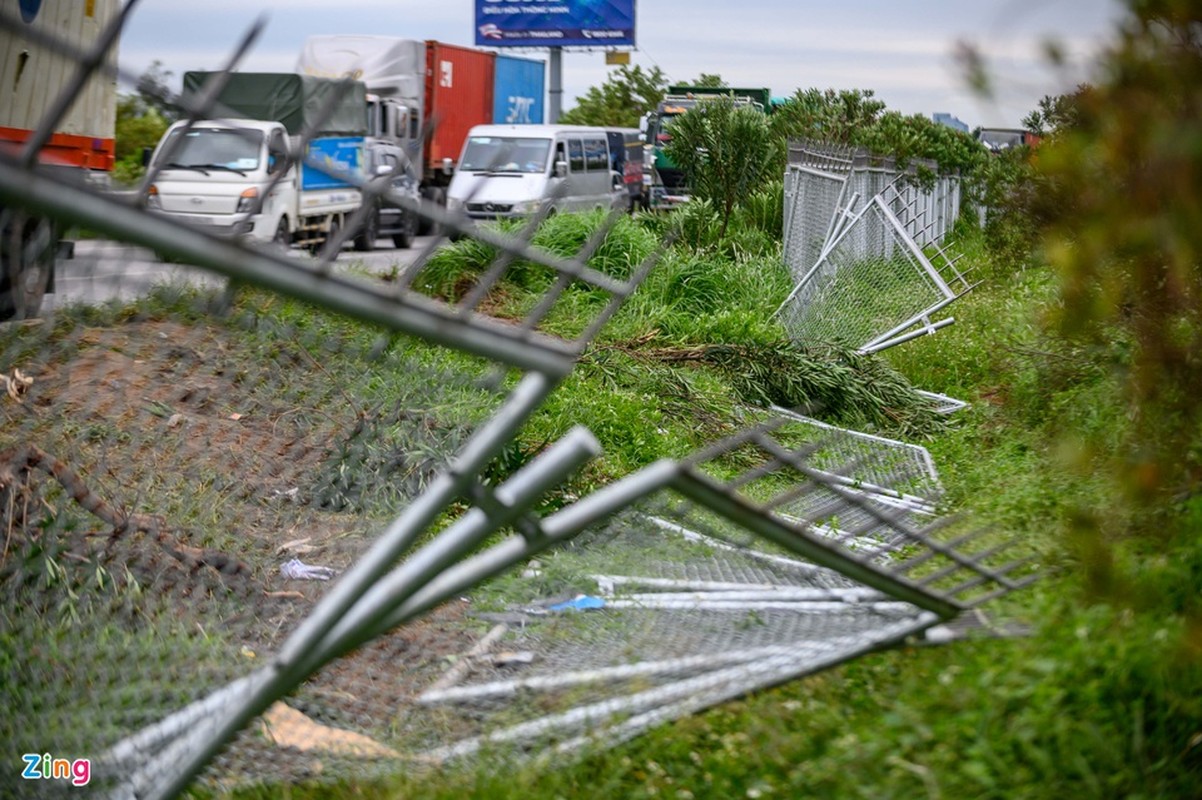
145,72,368,252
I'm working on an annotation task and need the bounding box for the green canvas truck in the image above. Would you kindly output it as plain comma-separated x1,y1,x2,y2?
642,85,772,211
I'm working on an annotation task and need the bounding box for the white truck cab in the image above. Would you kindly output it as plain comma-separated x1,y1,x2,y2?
146,119,362,249
145,72,370,252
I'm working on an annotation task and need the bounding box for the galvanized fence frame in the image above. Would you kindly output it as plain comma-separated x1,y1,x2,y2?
778,139,975,355
2,11,1025,797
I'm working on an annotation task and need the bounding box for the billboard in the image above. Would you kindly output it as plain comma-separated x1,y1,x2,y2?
475,0,635,48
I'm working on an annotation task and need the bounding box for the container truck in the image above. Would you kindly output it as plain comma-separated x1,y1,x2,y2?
144,72,368,253
0,0,119,320
642,85,771,211
296,36,545,231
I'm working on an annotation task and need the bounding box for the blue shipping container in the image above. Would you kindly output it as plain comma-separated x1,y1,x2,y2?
492,55,545,125
302,136,364,191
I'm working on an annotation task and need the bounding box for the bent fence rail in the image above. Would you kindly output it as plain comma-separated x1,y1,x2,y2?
1,9,1029,798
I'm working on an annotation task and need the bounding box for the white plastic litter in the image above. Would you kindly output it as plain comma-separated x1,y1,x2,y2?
281,558,338,581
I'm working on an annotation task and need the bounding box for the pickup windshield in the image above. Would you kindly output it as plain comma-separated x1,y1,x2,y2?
460,136,552,174
156,127,264,172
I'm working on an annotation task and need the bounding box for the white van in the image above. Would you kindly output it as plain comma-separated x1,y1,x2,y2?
446,125,626,220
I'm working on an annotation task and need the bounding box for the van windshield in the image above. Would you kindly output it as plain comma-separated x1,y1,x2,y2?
460,136,552,174
156,127,264,172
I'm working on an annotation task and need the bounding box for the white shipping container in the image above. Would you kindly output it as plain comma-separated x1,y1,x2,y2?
0,0,119,167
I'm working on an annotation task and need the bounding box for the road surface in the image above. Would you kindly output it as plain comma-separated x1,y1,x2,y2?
43,237,438,313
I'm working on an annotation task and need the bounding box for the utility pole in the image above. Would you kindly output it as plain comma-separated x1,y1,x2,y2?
548,47,562,123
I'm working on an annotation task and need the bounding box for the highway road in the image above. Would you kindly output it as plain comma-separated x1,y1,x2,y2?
42,236,439,314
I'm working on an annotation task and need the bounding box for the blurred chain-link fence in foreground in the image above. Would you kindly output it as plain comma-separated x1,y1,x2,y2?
2,7,1029,798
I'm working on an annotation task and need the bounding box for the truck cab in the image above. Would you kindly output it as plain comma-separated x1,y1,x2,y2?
145,120,289,242
145,72,369,253
644,86,771,211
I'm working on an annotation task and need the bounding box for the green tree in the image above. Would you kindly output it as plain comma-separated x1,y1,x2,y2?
113,96,169,186
769,88,984,179
1036,0,1202,518
112,63,176,185
559,64,668,127
1021,88,1086,137
769,87,886,145
686,73,726,88
133,60,179,121
662,96,774,238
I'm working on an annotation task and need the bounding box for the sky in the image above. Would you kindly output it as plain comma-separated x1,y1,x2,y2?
115,0,1129,130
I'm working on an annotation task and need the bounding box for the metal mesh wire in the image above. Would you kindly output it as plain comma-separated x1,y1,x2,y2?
408,512,939,765
3,11,1019,797
777,195,972,353
782,165,846,282
779,140,973,355
361,411,1029,771
1,8,653,796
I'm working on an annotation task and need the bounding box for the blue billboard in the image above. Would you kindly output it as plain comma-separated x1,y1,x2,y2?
475,0,635,48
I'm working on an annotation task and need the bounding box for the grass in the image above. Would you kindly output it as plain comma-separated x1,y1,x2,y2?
7,205,1202,798
349,216,1200,798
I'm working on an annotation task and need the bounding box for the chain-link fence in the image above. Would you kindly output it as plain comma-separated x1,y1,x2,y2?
779,140,974,354
2,7,1029,798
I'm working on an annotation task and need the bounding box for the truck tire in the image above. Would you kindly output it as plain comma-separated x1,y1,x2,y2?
0,212,53,322
272,218,291,253
353,208,378,252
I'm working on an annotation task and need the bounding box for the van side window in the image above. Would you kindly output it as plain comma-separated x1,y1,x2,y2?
568,139,584,173
583,138,608,172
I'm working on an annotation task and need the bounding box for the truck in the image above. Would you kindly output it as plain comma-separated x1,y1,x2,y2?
975,127,1042,152
144,72,369,253
296,36,546,233
642,85,771,211
1,0,119,320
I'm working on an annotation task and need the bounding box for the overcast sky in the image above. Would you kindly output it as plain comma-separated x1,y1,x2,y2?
116,0,1128,129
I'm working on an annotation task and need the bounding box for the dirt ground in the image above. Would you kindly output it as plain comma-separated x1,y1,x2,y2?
1,317,491,782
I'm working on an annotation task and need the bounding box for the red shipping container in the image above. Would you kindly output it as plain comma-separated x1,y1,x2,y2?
424,41,494,178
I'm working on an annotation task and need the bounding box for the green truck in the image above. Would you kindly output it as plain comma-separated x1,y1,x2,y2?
642,85,772,211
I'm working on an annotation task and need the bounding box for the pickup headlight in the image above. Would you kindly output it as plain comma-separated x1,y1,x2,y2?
146,185,161,210
236,187,259,214
447,196,464,212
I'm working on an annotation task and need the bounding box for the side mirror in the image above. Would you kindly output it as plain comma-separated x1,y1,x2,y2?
441,157,453,176
554,160,567,178
141,146,153,167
